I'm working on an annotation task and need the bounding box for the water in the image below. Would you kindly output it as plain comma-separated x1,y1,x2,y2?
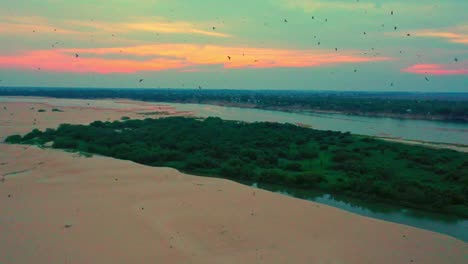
249,182,468,242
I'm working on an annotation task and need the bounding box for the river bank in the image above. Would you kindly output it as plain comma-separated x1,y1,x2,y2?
187,100,468,123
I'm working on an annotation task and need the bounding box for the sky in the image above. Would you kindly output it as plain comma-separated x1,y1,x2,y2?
0,0,467,92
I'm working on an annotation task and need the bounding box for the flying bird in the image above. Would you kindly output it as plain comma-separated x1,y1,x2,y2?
454,57,458,62
75,53,79,58
284,18,288,23
394,26,398,30
425,77,429,82
227,56,231,60
212,26,216,30
391,11,394,15
139,79,144,83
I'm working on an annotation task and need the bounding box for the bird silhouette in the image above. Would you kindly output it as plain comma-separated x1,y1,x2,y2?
75,53,79,58
454,57,458,62
425,77,429,82
284,19,288,23
227,56,231,60
139,79,144,83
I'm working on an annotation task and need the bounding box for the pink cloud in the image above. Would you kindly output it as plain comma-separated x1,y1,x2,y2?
402,63,468,75
0,44,392,74
0,50,190,74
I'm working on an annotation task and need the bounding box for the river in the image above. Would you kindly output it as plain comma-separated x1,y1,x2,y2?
163,102,468,145
247,182,468,242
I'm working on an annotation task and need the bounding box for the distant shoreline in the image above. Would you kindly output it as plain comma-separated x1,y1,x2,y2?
1,88,467,123
198,100,468,123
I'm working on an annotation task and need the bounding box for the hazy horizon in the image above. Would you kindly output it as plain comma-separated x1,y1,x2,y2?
0,0,467,92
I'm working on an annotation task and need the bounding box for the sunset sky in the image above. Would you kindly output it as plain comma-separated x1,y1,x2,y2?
0,0,466,91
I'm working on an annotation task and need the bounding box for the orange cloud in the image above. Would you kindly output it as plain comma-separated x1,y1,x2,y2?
63,19,231,38
0,16,230,38
410,25,468,44
402,63,468,75
0,44,391,74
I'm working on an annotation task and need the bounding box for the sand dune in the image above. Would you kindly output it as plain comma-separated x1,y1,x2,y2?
0,98,467,263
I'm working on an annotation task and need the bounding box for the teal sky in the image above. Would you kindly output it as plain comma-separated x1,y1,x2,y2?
0,0,467,91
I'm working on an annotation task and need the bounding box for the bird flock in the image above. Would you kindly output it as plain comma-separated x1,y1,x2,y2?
1,5,460,90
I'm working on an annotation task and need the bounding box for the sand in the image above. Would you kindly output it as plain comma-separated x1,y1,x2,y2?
1,98,467,263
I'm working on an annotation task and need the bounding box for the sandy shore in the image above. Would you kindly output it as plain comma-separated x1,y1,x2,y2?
1,98,467,263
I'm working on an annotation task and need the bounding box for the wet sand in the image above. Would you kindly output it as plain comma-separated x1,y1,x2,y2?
0,98,467,263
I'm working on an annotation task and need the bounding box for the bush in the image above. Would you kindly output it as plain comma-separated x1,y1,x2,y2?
5,134,22,144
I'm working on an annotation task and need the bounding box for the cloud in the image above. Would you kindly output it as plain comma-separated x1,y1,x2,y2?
0,15,231,38
0,50,189,74
410,25,468,44
66,19,231,38
0,44,391,74
0,16,79,34
402,63,468,75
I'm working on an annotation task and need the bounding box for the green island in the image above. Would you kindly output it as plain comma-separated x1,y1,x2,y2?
5,117,468,217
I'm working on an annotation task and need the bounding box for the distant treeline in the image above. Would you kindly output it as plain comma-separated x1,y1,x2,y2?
6,117,468,217
1,88,467,121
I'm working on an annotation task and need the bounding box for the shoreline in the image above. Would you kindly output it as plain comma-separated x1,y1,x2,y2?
188,100,468,123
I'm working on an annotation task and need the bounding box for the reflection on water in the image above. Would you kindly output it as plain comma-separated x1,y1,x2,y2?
250,182,468,242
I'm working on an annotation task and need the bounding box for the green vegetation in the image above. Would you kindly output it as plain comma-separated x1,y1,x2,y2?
5,117,468,217
52,108,64,112
37,109,47,112
121,116,131,120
